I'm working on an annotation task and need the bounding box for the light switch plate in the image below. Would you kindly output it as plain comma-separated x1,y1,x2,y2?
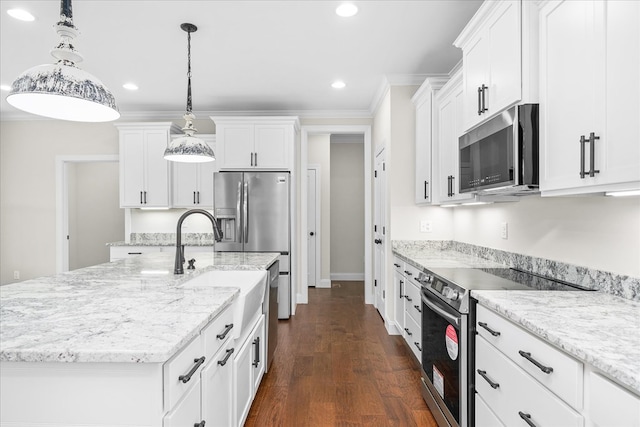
500,222,508,239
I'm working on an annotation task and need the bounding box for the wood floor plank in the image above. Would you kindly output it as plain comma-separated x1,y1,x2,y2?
245,281,436,426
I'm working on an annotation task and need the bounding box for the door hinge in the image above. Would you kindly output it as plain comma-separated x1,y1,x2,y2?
374,279,377,287
383,290,385,299
375,170,378,178
374,225,377,232
383,226,385,235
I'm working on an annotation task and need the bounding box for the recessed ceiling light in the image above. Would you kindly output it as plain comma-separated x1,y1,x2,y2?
336,3,358,18
7,8,35,22
0,85,11,92
332,81,346,89
123,83,139,91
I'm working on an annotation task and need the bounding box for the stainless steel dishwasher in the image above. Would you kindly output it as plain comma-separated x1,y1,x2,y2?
264,260,279,371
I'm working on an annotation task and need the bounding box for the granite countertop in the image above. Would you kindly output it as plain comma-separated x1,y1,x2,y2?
0,252,279,364
473,291,640,395
393,245,506,269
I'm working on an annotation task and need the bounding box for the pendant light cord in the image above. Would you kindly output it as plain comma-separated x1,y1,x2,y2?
186,29,193,114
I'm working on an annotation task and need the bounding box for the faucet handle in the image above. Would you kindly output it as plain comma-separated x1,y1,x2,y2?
187,258,196,270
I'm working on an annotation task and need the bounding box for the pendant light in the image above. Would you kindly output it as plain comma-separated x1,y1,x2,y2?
164,23,215,163
6,0,119,122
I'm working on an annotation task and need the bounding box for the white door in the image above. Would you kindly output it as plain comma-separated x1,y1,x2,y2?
373,150,386,319
307,168,318,287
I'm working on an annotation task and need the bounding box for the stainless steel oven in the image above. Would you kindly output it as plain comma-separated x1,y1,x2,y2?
417,267,593,427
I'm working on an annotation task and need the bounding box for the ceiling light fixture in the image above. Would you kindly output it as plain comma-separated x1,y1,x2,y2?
164,23,215,163
7,8,35,22
336,3,358,17
332,80,346,89
6,0,119,122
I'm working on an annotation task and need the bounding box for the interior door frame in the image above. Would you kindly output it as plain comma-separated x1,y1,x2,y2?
55,154,119,273
300,125,373,306
307,164,322,288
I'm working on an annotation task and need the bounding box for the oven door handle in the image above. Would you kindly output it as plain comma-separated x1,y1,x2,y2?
421,292,460,328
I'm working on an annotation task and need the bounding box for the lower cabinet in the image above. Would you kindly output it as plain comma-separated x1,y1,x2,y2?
201,340,235,427
234,314,266,427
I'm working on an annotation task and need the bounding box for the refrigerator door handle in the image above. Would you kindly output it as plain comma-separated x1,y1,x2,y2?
243,180,249,244
236,181,242,243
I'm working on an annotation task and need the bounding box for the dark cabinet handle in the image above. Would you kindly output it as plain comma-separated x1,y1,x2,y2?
480,84,488,113
252,336,260,367
477,369,500,389
393,263,401,268
399,279,404,299
404,295,412,302
144,191,147,204
127,252,142,255
217,348,234,366
579,135,587,178
193,191,197,204
518,351,553,374
254,152,257,167
588,132,600,177
477,86,483,115
178,356,205,383
250,152,254,166
414,342,422,352
414,304,422,313
478,322,501,337
404,270,413,276
518,412,537,427
424,180,429,200
140,191,143,204
194,421,206,427
450,175,455,197
404,327,412,336
216,323,234,340
197,191,200,204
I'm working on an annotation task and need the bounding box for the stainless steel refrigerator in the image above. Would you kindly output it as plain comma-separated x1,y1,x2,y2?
213,171,291,319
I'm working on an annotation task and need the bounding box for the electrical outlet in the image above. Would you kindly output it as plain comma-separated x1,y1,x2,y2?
13,270,20,280
420,220,432,233
500,222,508,239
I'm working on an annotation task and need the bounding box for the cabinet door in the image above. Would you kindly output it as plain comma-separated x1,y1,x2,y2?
462,35,489,132
392,269,405,332
254,125,290,169
540,0,601,192
234,331,254,427
163,377,202,427
120,130,145,207
251,315,266,393
172,162,199,208
144,130,171,207
201,344,234,427
218,125,254,169
415,96,433,204
196,160,217,207
476,393,505,427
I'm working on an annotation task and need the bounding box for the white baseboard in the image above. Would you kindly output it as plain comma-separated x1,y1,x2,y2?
316,279,331,289
330,273,365,281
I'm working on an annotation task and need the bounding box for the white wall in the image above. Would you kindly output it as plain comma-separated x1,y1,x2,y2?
308,134,331,284
453,195,640,277
330,142,365,278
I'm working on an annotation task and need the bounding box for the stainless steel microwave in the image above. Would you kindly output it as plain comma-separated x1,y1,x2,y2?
459,104,539,194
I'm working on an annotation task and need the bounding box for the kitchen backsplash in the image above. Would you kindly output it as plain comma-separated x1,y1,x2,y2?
127,233,215,246
392,240,640,301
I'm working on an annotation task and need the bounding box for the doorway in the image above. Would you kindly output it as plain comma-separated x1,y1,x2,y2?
56,155,123,272
307,166,320,288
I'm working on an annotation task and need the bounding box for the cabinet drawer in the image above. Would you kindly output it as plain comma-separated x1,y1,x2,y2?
476,336,583,427
164,335,205,411
109,246,162,261
402,263,420,281
589,371,640,427
404,314,422,362
404,279,422,325
163,376,202,427
476,393,505,427
476,305,583,409
392,257,405,275
202,305,235,361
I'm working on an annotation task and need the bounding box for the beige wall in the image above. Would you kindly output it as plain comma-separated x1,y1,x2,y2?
307,134,331,284
0,120,120,284
330,143,365,277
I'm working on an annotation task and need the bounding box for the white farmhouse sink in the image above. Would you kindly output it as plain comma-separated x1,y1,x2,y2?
183,270,268,338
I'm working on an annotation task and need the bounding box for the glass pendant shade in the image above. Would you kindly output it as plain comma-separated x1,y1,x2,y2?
6,0,119,122
164,23,215,163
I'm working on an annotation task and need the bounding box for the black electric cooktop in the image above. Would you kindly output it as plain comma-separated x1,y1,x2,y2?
475,268,594,292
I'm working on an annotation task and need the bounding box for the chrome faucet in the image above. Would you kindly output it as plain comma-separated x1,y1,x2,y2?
174,209,223,274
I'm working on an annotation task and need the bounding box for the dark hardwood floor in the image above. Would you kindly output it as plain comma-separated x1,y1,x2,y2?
245,281,437,427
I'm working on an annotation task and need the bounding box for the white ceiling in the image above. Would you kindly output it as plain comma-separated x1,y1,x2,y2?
0,0,482,120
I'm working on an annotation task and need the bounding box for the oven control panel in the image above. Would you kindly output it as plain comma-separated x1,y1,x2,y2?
418,270,468,313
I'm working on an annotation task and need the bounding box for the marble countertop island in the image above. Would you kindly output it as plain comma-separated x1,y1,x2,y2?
473,290,640,395
0,252,279,364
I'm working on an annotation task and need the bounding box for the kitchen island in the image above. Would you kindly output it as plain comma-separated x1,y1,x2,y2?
0,251,279,426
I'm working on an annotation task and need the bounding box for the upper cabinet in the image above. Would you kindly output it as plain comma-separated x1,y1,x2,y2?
116,122,180,208
539,0,640,196
171,134,218,208
211,117,300,170
434,70,474,204
454,0,538,132
412,77,448,204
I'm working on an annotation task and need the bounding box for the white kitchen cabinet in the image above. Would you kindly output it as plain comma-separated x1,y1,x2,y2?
539,0,640,196
412,77,448,204
475,393,505,427
163,376,203,427
234,314,266,427
392,257,406,334
588,371,640,427
455,0,537,132
201,341,235,427
211,116,299,170
116,122,181,208
399,262,422,363
435,70,474,204
171,134,218,208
